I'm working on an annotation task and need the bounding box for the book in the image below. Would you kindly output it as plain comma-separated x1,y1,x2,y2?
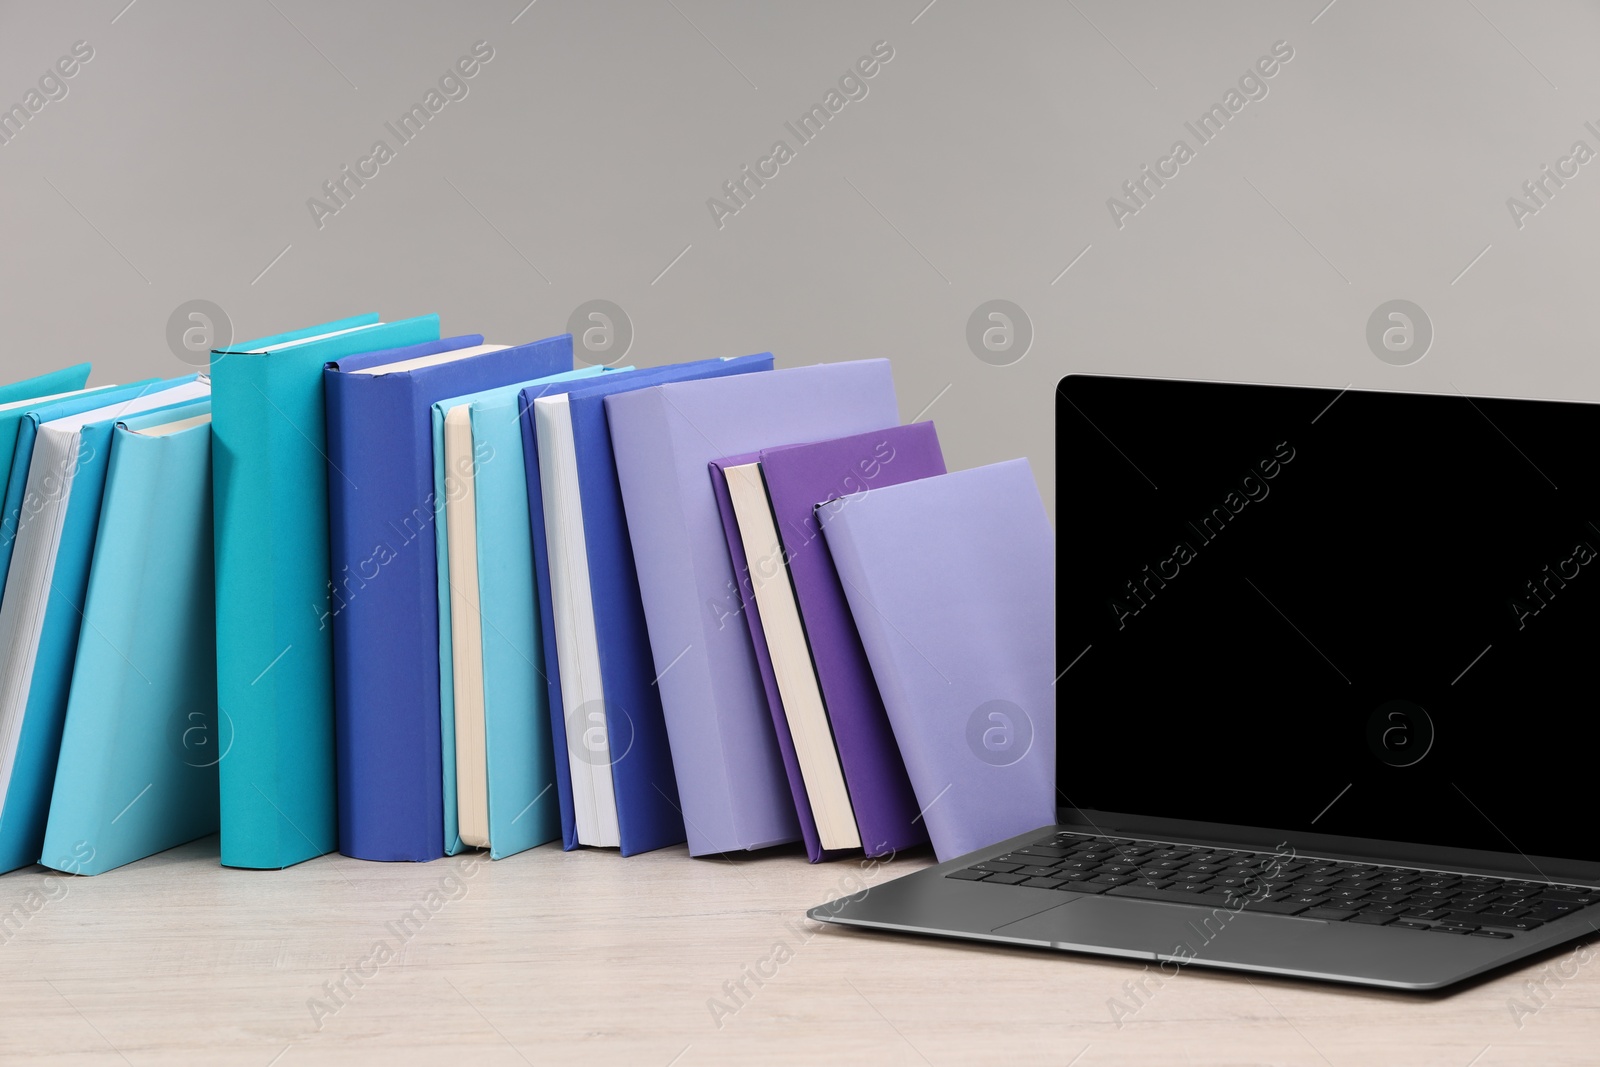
532,395,619,848
530,356,774,854
41,400,219,875
0,362,92,514
818,459,1057,861
211,314,441,870
717,458,861,856
0,377,211,874
751,423,944,857
605,361,899,856
0,364,90,410
435,367,605,859
324,333,575,862
0,380,158,598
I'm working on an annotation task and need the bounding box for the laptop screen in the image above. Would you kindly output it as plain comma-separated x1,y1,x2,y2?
1056,374,1600,866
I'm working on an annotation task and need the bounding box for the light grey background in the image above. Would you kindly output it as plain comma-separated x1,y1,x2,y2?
3,0,1598,516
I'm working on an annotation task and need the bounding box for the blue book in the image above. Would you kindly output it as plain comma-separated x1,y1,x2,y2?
212,314,441,870
526,355,774,855
324,334,575,862
0,380,159,601
0,377,211,874
42,400,219,875
434,367,607,859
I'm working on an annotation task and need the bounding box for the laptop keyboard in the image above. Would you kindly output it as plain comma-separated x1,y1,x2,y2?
948,831,1600,938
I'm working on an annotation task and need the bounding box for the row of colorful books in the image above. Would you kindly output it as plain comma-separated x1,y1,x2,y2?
0,314,1055,877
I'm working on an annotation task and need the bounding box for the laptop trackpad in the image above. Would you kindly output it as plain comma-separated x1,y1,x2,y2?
992,895,1251,957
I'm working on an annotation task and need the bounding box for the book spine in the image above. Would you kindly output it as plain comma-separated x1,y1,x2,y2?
212,353,286,868
326,371,444,861
519,390,579,851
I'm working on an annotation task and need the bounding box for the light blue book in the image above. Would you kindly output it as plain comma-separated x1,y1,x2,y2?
41,401,218,875
0,376,211,874
433,366,609,858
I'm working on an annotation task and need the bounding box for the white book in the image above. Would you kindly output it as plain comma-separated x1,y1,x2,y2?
724,462,861,851
533,394,620,848
443,403,490,849
0,379,211,812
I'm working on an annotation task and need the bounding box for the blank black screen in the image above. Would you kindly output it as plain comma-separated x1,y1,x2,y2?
1056,374,1600,864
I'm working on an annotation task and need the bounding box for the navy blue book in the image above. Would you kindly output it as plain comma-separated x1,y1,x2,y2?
520,354,774,854
324,334,574,862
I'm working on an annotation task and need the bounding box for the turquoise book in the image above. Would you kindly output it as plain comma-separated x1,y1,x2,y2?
0,361,93,513
432,366,609,858
42,400,219,875
0,377,211,875
211,314,441,869
0,364,91,410
0,379,158,600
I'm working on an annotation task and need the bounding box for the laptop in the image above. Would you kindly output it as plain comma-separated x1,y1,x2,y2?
808,373,1600,991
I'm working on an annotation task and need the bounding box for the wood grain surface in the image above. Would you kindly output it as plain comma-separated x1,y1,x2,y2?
0,836,1594,1065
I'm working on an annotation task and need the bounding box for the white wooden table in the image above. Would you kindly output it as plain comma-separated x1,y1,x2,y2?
0,836,1593,1065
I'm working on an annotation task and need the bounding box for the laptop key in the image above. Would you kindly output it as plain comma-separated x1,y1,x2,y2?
1466,915,1544,931
1299,907,1358,921
1056,879,1113,894
1105,884,1307,912
1021,877,1067,889
1240,898,1315,915
948,869,989,881
972,861,1024,874
1390,920,1432,930
985,873,1030,885
1348,912,1395,926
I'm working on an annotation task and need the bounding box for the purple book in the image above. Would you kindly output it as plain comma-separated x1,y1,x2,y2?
707,455,830,858
818,459,1056,862
755,423,946,858
606,361,899,856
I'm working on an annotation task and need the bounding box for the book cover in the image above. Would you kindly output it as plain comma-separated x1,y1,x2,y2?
0,378,209,874
756,423,945,857
518,357,771,853
211,314,440,870
605,360,899,856
0,380,160,600
818,459,1057,861
433,367,605,859
42,401,219,875
324,334,573,861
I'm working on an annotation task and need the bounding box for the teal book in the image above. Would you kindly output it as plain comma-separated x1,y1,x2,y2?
433,366,609,858
0,360,94,515
211,314,441,869
41,401,219,875
0,364,91,409
0,377,211,875
0,380,158,598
